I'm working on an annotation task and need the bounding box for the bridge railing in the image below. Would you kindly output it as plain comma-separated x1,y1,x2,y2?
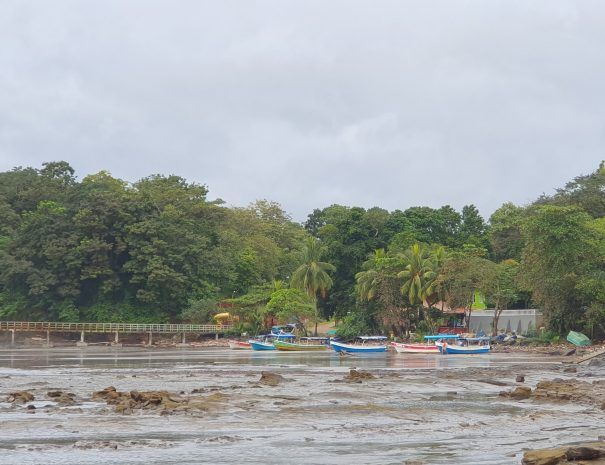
0,321,232,333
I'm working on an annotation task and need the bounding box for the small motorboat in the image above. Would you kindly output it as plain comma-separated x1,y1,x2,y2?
227,340,251,350
228,340,251,350
249,333,296,351
330,336,387,354
443,337,490,354
392,334,460,354
273,337,328,351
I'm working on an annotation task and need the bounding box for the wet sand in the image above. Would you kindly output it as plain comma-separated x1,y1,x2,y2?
0,347,603,465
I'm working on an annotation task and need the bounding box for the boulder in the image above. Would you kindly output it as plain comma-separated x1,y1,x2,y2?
516,375,526,383
510,386,532,400
47,390,77,405
7,391,34,404
259,372,285,386
344,369,375,382
523,442,605,465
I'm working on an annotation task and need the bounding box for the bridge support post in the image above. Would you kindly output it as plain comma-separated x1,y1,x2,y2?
148,332,153,346
44,330,53,348
76,331,88,347
111,331,122,348
10,329,15,346
215,333,219,341
176,332,188,347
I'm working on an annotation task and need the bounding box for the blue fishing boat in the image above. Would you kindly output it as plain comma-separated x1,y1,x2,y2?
249,333,296,351
330,336,387,354
443,337,490,354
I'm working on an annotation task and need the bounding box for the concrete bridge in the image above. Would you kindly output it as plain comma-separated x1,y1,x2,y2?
0,321,233,347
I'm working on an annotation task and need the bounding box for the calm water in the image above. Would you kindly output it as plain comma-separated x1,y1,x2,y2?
0,347,601,465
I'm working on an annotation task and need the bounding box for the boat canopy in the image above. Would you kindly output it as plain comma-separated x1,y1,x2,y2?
358,336,387,340
424,334,460,340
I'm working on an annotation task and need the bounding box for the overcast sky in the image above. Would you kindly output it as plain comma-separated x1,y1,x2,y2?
1,1,604,221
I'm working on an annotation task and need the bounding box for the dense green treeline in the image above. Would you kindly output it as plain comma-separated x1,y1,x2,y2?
1,161,605,338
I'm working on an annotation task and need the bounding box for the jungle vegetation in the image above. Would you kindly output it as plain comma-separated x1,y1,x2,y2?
1,161,605,339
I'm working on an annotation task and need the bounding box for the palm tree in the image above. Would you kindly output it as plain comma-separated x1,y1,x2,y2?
355,249,387,301
291,237,336,335
398,244,438,306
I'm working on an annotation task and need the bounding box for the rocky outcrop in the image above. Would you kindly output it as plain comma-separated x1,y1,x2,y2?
500,378,605,408
6,391,34,404
92,386,228,414
522,442,605,465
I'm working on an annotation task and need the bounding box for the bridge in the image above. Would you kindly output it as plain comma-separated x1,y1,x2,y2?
0,321,233,347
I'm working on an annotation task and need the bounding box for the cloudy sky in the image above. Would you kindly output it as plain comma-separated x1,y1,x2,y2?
1,1,604,221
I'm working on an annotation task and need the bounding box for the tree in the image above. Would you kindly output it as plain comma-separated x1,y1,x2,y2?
519,205,598,333
266,288,314,334
398,244,439,307
291,237,336,335
485,260,520,335
437,252,496,329
489,202,525,261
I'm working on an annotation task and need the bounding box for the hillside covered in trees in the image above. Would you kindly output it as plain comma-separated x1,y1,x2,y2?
1,161,605,339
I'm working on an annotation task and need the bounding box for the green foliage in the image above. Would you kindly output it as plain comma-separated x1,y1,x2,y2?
180,298,218,324
266,288,314,331
335,313,374,340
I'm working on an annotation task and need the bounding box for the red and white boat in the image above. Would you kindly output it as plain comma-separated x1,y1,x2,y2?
228,340,251,350
391,335,460,354
391,342,439,354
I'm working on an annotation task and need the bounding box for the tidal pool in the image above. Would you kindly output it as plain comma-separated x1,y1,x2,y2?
0,347,601,464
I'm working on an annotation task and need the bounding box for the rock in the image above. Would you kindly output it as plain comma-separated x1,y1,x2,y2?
7,391,34,404
259,372,285,386
47,390,77,405
563,367,577,373
516,375,526,383
510,386,532,399
26,404,36,410
565,446,605,460
344,369,375,382
589,357,605,367
92,386,228,414
522,447,567,465
523,442,605,465
563,348,576,356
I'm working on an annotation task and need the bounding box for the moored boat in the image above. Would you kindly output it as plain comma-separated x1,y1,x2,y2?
443,337,490,354
567,330,591,347
249,333,296,351
392,334,459,354
330,336,387,354
273,338,328,351
228,340,251,350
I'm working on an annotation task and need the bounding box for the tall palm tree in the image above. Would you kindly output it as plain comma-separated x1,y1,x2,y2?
398,244,438,307
291,237,336,335
355,249,387,301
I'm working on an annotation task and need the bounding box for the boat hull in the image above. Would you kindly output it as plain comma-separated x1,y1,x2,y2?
443,344,490,354
391,342,439,354
330,341,386,353
273,340,327,351
249,340,276,351
228,340,251,350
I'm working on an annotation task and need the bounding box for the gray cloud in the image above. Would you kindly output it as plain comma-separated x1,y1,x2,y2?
1,0,604,221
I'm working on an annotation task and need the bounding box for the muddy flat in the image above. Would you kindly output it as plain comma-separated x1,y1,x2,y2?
0,348,602,464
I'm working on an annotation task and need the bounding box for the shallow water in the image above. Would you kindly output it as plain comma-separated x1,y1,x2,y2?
0,347,601,465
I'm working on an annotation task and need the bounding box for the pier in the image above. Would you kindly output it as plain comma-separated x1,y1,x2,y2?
0,321,233,347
